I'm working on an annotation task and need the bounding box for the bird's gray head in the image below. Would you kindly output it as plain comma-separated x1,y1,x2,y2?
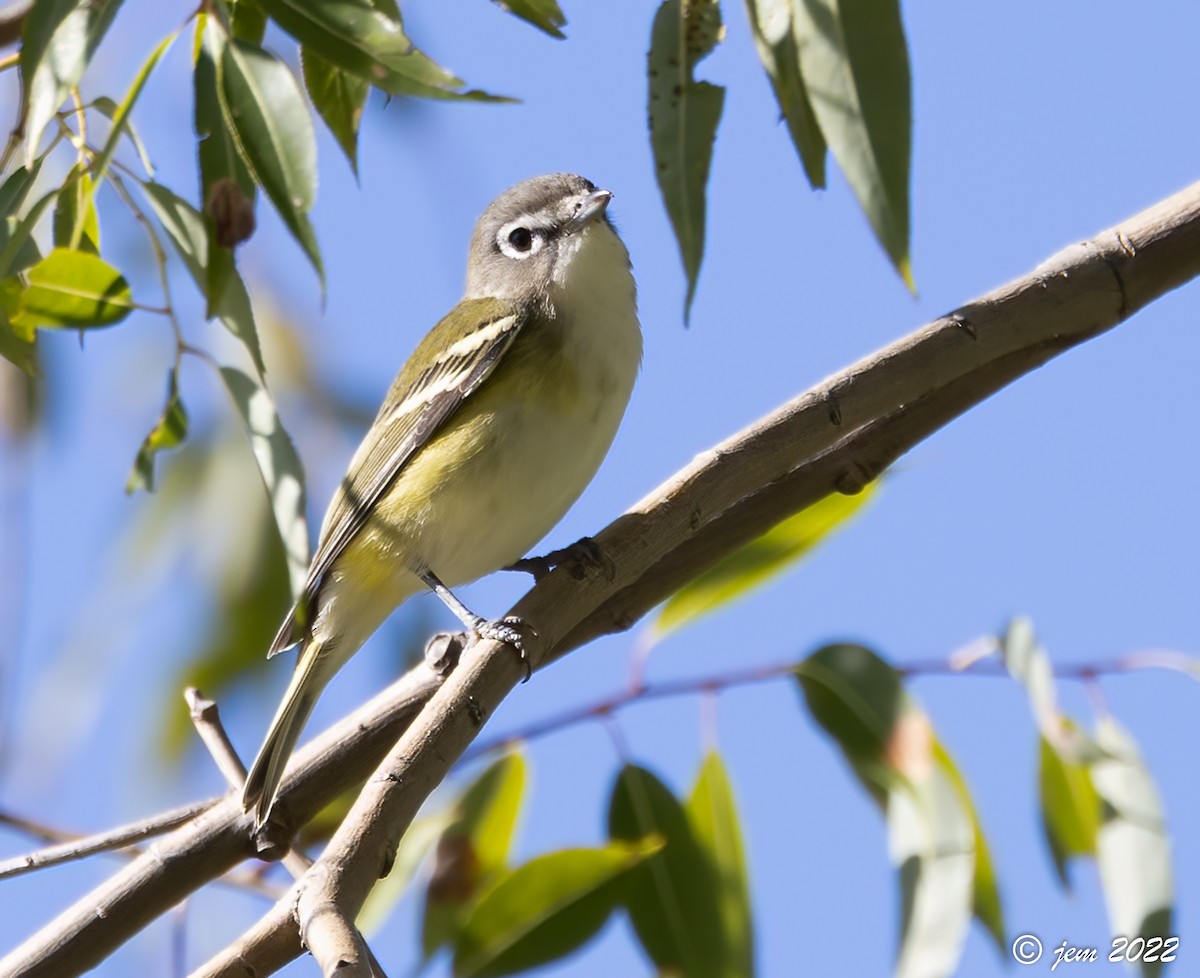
464,173,629,303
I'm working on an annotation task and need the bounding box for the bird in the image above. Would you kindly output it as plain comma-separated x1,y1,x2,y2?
241,173,642,825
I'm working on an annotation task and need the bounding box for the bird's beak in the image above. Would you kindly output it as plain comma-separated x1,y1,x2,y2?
568,189,613,232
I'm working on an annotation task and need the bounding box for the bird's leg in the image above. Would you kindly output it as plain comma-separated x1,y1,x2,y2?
419,570,531,682
504,536,614,583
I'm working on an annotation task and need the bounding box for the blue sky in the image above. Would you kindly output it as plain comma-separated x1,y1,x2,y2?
2,0,1198,975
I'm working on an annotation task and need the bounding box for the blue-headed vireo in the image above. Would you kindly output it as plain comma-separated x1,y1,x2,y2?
242,174,642,825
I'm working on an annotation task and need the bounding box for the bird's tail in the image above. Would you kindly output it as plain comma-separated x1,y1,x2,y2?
242,638,333,826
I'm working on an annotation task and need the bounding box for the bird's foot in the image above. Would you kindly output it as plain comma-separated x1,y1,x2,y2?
504,536,614,583
470,615,534,683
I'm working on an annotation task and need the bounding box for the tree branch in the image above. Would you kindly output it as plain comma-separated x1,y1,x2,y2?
5,181,1199,977
192,182,1200,977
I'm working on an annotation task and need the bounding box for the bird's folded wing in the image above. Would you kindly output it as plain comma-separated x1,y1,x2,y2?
268,297,526,656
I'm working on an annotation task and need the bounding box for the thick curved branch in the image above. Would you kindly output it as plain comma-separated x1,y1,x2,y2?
4,181,1199,977
196,183,1200,977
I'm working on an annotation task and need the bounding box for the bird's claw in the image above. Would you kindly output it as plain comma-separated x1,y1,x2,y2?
472,615,534,683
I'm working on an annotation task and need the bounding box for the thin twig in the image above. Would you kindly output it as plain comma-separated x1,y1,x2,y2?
0,800,217,881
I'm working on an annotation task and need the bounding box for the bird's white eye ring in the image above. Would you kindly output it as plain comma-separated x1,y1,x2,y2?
498,221,544,259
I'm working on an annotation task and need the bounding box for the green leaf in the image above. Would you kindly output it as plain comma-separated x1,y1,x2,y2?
1000,616,1060,739
793,0,913,288
492,0,567,39
195,17,257,306
127,369,189,493
257,0,510,101
797,645,978,974
0,307,39,376
20,0,125,165
10,248,133,331
230,0,268,43
744,0,827,187
454,840,660,978
794,643,905,803
53,167,100,254
301,47,369,176
359,814,453,936
217,33,322,281
1090,717,1172,977
83,30,178,233
219,366,310,598
888,721,974,978
657,482,876,637
0,190,57,279
608,764,726,978
140,181,266,376
1039,730,1099,888
687,752,754,978
648,0,726,321
934,740,1005,957
424,753,528,957
0,159,47,219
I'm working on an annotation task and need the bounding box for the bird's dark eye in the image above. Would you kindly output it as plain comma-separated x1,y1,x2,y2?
507,227,534,252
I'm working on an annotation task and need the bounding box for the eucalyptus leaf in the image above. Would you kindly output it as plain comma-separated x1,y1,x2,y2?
0,190,57,279
793,0,913,288
687,752,754,978
301,47,369,176
258,0,509,101
140,181,266,376
219,366,310,599
127,369,189,493
1038,730,1099,888
493,0,567,39
745,0,827,187
423,753,528,957
10,248,133,331
359,814,453,936
20,0,125,165
648,0,726,320
608,764,726,978
52,167,100,254
1091,717,1172,977
454,840,660,978
217,34,322,280
0,309,39,376
656,482,876,637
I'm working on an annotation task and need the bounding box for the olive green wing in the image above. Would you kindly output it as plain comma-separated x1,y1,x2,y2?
268,297,526,656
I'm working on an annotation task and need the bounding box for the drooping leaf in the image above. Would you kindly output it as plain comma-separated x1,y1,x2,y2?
608,764,726,978
1039,730,1099,888
20,0,125,165
0,308,39,376
492,0,567,39
797,645,978,976
657,482,876,637
217,33,322,280
793,0,913,288
1000,616,1060,740
1090,716,1172,977
648,0,726,320
454,840,660,978
195,17,256,308
423,753,528,957
10,248,133,331
301,47,369,176
127,369,189,493
83,30,177,228
230,0,268,43
140,181,265,375
934,741,1005,955
0,190,57,278
219,366,310,598
687,752,754,978
0,159,48,219
888,719,974,978
744,0,826,187
257,0,510,101
52,166,100,254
